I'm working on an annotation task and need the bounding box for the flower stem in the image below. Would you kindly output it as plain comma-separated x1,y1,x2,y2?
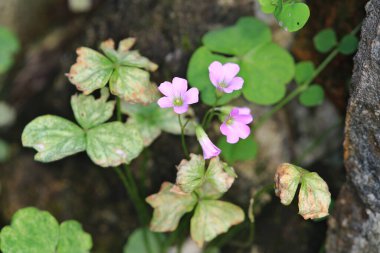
178,115,190,159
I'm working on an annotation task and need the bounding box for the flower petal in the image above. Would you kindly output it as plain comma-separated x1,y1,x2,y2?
172,77,188,97
236,107,251,115
220,123,239,144
209,61,223,86
223,63,240,83
232,122,251,139
234,114,253,124
157,97,173,108
184,87,199,104
226,77,244,91
158,81,174,97
173,104,189,114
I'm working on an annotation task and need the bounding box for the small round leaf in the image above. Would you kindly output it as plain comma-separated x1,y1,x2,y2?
295,61,315,85
338,35,359,55
299,85,324,107
313,29,337,53
275,3,310,32
218,136,258,163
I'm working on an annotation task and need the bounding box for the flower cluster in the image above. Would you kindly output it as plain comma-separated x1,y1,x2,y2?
157,61,254,159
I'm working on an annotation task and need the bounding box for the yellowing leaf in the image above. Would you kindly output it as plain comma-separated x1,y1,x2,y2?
190,200,244,247
146,182,197,232
86,122,143,167
21,115,86,162
274,163,302,205
71,88,115,129
110,66,159,104
176,154,205,193
299,172,331,220
67,47,114,95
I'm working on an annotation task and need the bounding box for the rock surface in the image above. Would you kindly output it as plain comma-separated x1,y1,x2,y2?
326,0,380,252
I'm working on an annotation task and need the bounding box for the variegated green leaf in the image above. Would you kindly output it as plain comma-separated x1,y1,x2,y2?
299,172,331,220
67,47,113,95
21,115,86,162
110,66,159,104
274,163,302,205
190,200,245,247
86,122,143,167
197,157,236,199
57,221,92,253
176,154,205,193
71,88,115,129
146,182,197,232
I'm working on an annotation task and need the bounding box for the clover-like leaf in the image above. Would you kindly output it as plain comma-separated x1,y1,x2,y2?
299,85,324,107
176,154,205,193
338,35,358,55
123,228,162,253
275,3,310,32
299,172,331,220
71,88,115,129
202,17,271,56
190,200,245,247
0,207,93,253
146,182,197,232
258,0,276,14
295,61,315,85
274,163,302,205
197,157,237,199
0,26,20,74
110,66,159,104
86,122,143,167
241,43,295,105
67,47,114,95
122,102,196,146
218,136,258,164
22,115,86,162
313,29,337,53
57,221,92,253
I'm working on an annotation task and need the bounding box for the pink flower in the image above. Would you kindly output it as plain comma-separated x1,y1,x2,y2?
195,126,221,159
157,77,199,114
208,61,244,93
220,107,253,144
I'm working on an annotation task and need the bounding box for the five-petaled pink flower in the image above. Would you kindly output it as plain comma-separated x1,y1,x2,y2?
209,61,244,93
220,107,253,144
196,126,221,159
157,77,199,114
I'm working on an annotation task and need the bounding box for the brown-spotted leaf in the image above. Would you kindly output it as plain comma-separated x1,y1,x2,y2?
176,154,205,193
71,88,115,129
86,122,143,167
274,163,302,205
190,200,244,247
197,157,237,199
109,66,159,104
146,182,197,232
299,172,331,220
67,47,114,94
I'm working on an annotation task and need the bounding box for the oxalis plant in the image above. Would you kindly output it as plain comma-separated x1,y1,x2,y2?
0,12,360,253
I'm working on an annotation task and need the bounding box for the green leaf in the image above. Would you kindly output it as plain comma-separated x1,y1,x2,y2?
187,47,230,91
57,221,92,253
0,26,20,74
146,182,197,232
122,102,196,146
338,35,359,55
86,122,143,167
0,207,93,253
0,102,16,127
21,115,86,162
0,207,59,253
295,61,315,85
275,3,310,32
71,88,115,129
67,47,114,94
218,136,258,163
123,228,162,253
0,138,10,162
241,43,295,105
299,172,331,220
200,85,241,106
299,85,324,107
109,66,159,104
202,17,271,56
258,0,276,14
274,163,303,205
313,29,337,53
190,200,245,247
197,157,237,199
176,154,205,193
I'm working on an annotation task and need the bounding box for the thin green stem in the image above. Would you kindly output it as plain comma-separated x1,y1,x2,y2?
116,97,122,121
178,115,190,158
